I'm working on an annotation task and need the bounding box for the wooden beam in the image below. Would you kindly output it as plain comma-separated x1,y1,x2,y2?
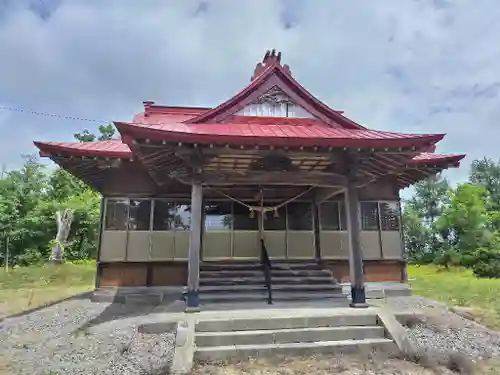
190,170,348,187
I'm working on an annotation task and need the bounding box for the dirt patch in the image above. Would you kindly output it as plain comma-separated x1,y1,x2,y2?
192,354,459,375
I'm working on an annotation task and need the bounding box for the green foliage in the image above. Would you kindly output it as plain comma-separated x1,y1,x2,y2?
471,247,500,278
405,161,500,277
74,123,115,142
0,128,105,266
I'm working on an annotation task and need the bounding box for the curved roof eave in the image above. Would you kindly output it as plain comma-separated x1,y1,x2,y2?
409,152,466,166
33,140,133,159
114,121,445,150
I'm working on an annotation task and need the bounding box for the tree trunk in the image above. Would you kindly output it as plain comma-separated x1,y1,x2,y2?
50,209,74,263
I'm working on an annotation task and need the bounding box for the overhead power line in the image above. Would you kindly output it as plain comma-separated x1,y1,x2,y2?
0,104,109,124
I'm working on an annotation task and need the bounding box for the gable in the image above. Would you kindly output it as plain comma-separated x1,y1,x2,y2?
234,86,315,118
187,51,366,129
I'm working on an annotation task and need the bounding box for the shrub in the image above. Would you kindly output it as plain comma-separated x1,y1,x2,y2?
471,248,500,278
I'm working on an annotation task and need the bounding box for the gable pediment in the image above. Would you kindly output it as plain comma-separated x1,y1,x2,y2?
187,51,365,129
235,86,315,118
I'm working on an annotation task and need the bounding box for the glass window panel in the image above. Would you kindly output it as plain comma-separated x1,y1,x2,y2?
264,205,286,231
361,202,380,231
287,202,313,231
380,201,400,231
320,201,340,230
233,202,258,230
128,199,151,231
104,198,128,230
152,200,176,231
204,201,233,231
173,200,191,231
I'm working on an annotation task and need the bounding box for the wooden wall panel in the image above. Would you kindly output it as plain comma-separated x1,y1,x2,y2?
99,263,147,287
150,262,188,286
364,261,403,282
97,262,187,287
287,232,315,259
203,232,232,260
381,231,403,259
126,232,150,261
322,260,405,283
100,231,127,261
264,231,286,259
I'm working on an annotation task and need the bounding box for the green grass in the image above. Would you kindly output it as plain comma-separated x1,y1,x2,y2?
408,264,500,330
0,262,95,319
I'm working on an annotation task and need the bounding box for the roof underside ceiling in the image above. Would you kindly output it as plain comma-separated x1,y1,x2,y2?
34,138,463,193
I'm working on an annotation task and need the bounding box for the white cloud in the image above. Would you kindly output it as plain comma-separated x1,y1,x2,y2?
0,0,499,186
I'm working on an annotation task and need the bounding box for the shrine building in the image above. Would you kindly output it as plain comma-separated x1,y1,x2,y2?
34,50,465,308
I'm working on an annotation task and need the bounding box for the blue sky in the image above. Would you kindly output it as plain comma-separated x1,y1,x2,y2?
0,0,499,191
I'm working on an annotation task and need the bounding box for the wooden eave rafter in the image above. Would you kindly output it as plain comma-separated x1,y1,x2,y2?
124,137,457,189
128,142,186,186
50,155,124,191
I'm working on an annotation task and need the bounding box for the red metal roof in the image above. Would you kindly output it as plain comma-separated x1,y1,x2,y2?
409,152,466,166
33,140,132,158
226,116,332,126
187,61,366,130
116,120,444,149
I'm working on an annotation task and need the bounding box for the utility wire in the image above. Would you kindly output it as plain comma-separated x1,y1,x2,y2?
0,104,109,124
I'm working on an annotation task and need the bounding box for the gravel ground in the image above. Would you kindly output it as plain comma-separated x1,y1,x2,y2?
2,295,499,374
379,296,500,360
0,299,175,375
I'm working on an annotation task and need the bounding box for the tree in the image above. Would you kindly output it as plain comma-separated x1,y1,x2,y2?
470,157,500,229
402,205,431,262
407,175,451,226
435,183,490,267
404,174,451,259
74,123,115,142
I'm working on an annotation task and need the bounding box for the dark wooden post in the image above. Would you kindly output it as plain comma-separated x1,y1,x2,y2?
94,196,105,289
186,182,203,310
312,199,322,262
345,181,367,307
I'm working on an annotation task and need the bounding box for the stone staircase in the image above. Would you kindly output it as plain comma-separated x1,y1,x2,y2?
194,312,397,361
199,261,345,305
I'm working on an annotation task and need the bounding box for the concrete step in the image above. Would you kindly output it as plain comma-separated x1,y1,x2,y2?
199,284,343,293
200,276,335,285
196,314,378,332
196,325,385,347
200,269,332,278
200,291,344,304
200,262,322,271
194,338,397,361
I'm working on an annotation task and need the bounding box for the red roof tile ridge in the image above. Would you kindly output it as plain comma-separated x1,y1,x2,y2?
147,105,211,115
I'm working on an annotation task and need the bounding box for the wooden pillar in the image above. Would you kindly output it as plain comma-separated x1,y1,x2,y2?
398,197,409,283
94,196,105,289
344,182,367,307
312,199,322,261
186,182,203,309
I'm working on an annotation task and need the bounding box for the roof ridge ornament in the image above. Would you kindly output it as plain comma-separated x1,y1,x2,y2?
251,49,292,81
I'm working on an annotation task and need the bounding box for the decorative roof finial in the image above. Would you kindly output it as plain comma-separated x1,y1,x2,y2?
251,49,290,81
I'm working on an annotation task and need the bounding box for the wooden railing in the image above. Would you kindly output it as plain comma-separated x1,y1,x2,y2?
260,238,273,304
